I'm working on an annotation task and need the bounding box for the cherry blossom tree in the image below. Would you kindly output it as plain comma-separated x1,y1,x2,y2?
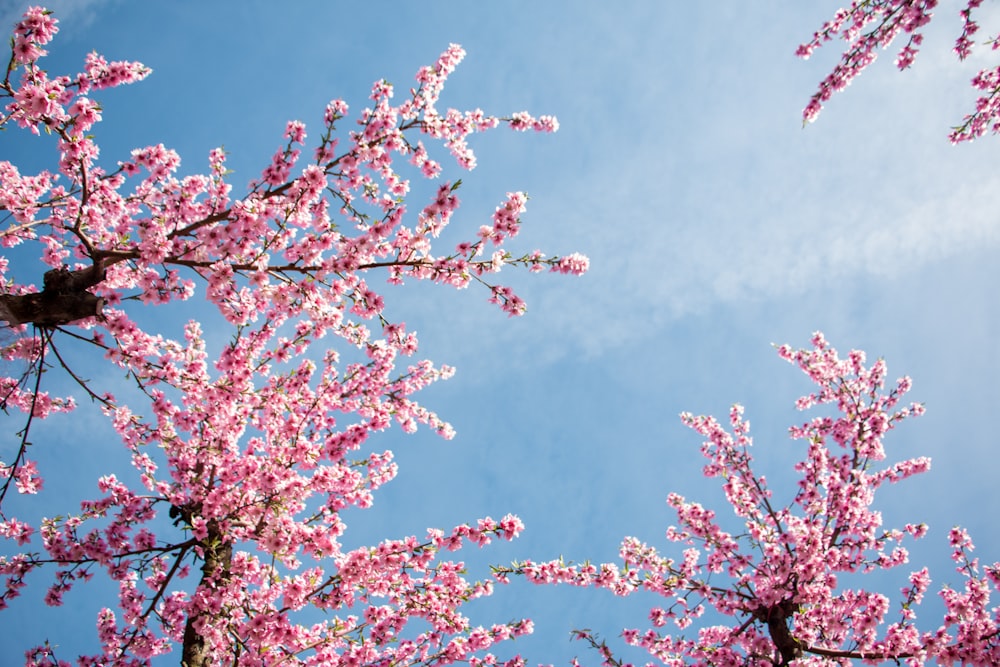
5,4,999,666
497,334,1000,665
480,7,1000,662
0,7,587,666
798,0,1000,142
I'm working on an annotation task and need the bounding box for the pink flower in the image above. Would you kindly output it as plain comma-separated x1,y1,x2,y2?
551,252,590,276
0,22,585,666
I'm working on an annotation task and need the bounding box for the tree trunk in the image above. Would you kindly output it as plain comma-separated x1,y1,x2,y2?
764,600,803,666
181,521,233,667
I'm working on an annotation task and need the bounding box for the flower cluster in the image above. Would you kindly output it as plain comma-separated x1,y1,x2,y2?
799,1,1000,142
496,334,1000,666
0,6,587,666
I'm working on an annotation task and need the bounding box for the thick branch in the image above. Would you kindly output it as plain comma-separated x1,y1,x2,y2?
0,264,105,327
0,291,103,327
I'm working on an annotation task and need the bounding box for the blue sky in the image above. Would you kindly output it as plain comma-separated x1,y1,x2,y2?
2,1,999,664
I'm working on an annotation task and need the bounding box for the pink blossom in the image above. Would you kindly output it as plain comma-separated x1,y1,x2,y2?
500,335,998,666
0,12,583,665
801,1,1000,143
551,252,590,276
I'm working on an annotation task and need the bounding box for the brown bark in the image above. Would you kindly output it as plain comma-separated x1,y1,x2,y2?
0,263,105,327
0,290,103,327
762,600,803,666
181,520,233,667
42,263,105,293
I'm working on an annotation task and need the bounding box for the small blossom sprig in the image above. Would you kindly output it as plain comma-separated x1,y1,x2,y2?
495,334,1000,666
798,1,1000,143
